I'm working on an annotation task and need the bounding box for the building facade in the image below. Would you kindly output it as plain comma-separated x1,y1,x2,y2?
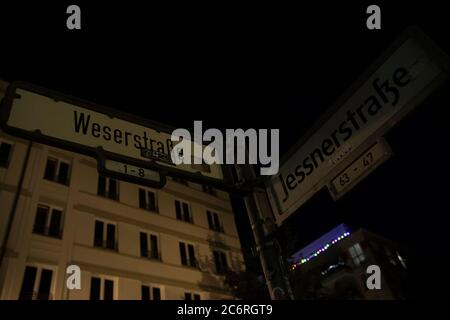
0,83,245,300
289,224,407,300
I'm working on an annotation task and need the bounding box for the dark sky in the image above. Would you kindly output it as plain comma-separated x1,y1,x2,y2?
1,2,450,298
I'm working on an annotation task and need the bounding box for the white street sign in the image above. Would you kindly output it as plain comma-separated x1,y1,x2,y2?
0,84,225,183
104,159,161,182
328,139,392,199
266,27,450,225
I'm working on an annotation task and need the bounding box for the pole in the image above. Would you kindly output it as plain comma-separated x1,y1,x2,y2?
0,140,32,271
236,164,293,300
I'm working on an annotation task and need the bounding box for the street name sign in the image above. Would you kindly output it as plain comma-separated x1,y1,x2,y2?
0,82,233,189
327,139,392,200
266,26,450,225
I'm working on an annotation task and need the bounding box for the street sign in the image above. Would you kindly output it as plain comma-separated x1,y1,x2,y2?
0,82,234,190
97,154,166,189
266,26,450,225
327,139,392,200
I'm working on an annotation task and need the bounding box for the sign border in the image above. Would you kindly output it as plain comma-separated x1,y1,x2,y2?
0,81,236,191
265,25,450,225
327,138,393,200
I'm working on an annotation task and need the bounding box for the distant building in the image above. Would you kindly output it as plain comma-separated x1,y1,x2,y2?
0,82,245,300
289,224,407,300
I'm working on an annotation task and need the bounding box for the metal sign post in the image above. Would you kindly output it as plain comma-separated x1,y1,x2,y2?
236,164,294,300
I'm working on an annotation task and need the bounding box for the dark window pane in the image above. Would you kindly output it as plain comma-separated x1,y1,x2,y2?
179,243,187,266
182,203,190,222
94,221,104,247
106,224,116,250
44,158,57,181
0,142,12,167
140,232,148,257
108,179,118,200
37,269,53,300
90,277,101,300
57,162,69,185
206,211,213,230
48,209,62,238
184,292,192,300
104,279,114,300
33,206,48,235
152,287,161,300
213,213,220,232
139,189,146,209
213,251,222,274
175,201,182,220
150,235,158,259
141,285,150,300
194,294,201,300
19,266,37,300
148,192,156,212
188,244,196,267
97,176,106,197
220,252,228,273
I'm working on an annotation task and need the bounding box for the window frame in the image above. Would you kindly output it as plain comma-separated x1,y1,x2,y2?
90,275,116,300
213,250,229,275
98,175,120,201
93,219,118,251
175,199,193,223
43,156,71,185
348,243,366,266
139,188,158,213
32,204,64,239
179,241,197,268
141,284,164,300
18,264,56,300
0,139,13,168
139,231,161,260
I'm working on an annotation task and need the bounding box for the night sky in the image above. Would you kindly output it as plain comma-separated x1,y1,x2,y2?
1,2,450,298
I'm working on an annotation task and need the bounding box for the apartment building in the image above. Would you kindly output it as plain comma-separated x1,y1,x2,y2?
289,224,407,299
0,85,245,300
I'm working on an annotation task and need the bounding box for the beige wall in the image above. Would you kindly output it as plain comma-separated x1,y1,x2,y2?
0,119,244,300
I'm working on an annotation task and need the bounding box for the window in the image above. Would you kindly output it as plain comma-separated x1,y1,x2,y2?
140,232,160,260
213,250,228,274
141,285,162,300
207,211,223,232
202,184,216,196
90,277,115,300
348,243,366,266
43,157,70,185
97,175,119,200
184,292,201,300
179,242,197,268
33,205,63,238
0,141,12,168
139,188,157,212
94,220,117,250
175,200,192,223
19,266,53,300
